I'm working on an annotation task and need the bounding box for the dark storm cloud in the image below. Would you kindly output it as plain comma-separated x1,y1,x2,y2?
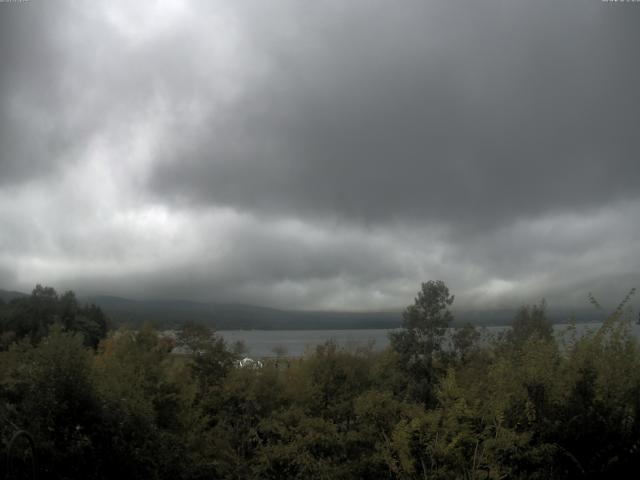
0,1,145,185
150,0,640,228
0,0,219,185
0,2,66,184
1,1,639,311
32,210,437,309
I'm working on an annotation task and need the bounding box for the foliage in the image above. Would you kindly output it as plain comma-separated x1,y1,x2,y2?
0,282,639,479
0,285,108,348
389,280,455,405
505,301,553,348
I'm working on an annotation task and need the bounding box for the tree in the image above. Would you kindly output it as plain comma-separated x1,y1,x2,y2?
389,280,455,405
93,324,204,479
507,301,553,348
0,285,108,349
75,303,109,348
176,320,215,354
59,290,79,329
400,280,455,342
176,321,238,398
3,325,100,478
452,322,481,363
8,285,59,343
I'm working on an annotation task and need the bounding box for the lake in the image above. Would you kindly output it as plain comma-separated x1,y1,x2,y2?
217,322,640,358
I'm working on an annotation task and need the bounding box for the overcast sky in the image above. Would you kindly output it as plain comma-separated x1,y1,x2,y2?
1,0,639,311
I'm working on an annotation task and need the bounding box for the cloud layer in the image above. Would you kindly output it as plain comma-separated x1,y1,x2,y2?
1,0,639,311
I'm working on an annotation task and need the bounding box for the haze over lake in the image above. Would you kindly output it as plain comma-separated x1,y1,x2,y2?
218,322,640,358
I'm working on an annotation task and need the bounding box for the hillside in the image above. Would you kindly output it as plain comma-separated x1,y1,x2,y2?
85,295,403,330
82,296,606,330
1,288,605,330
0,289,29,302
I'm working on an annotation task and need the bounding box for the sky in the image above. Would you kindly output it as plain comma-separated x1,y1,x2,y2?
1,0,639,312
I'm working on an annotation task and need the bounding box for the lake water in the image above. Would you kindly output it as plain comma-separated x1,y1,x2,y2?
219,329,392,357
218,322,640,358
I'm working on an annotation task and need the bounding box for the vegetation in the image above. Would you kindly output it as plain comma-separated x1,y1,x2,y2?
1,282,639,479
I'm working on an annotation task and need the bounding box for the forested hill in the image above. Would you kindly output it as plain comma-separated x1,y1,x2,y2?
2,289,604,329
63,294,608,329
85,295,402,330
0,288,28,302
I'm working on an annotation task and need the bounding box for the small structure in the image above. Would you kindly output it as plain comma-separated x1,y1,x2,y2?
237,357,263,369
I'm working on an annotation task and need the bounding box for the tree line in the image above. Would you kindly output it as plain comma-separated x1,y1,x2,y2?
0,281,639,479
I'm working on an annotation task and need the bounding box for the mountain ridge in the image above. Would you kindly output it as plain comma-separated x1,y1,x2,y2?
2,288,606,330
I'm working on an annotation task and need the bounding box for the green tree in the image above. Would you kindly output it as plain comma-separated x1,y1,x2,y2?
452,322,481,364
5,284,59,344
302,341,372,422
75,303,109,348
389,280,455,405
93,325,207,479
176,320,215,353
507,301,553,348
0,285,108,349
1,326,100,478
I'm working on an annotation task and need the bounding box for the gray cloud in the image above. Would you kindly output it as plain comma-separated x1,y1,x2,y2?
149,0,640,228
0,1,639,312
0,2,66,184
